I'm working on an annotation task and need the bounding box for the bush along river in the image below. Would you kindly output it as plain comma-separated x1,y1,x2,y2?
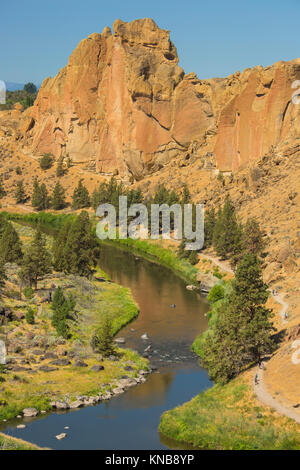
1,244,212,450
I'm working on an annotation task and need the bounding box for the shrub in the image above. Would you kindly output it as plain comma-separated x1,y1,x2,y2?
40,154,54,170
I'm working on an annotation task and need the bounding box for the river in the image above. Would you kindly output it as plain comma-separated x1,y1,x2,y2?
2,244,212,450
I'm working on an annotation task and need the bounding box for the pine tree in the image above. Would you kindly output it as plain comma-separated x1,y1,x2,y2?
91,182,109,210
56,157,65,177
25,307,35,325
40,153,53,170
243,218,268,257
91,316,116,357
20,228,52,289
31,179,50,211
39,183,50,210
0,213,8,238
181,184,191,204
51,181,66,210
52,219,72,272
72,179,90,209
201,254,275,383
63,211,99,276
0,260,7,293
204,207,216,248
213,196,240,259
15,180,27,204
31,177,41,208
51,287,75,339
0,176,6,199
177,238,190,260
188,250,198,265
0,222,23,263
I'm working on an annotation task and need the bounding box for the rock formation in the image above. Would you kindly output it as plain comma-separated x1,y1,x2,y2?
22,18,300,179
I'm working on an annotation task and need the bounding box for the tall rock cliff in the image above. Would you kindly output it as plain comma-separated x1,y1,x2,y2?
22,18,300,178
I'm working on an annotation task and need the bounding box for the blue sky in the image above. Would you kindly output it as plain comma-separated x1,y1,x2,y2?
1,0,300,85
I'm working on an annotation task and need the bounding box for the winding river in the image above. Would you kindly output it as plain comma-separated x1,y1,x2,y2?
2,244,212,450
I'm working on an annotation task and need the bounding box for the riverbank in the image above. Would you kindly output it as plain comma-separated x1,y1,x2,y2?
0,222,149,424
0,432,43,450
159,376,300,450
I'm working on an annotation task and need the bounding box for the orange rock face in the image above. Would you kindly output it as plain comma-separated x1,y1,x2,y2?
22,18,300,178
214,61,300,171
22,18,215,180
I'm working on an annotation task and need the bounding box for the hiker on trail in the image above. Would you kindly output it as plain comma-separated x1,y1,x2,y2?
255,374,259,385
284,312,288,320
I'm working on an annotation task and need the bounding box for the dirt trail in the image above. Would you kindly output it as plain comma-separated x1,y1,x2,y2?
201,253,300,424
200,253,234,275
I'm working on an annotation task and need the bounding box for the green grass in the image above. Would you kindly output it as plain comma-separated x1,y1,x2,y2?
159,379,300,450
0,433,42,450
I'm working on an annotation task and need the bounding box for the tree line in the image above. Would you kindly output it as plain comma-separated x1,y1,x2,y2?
204,195,268,266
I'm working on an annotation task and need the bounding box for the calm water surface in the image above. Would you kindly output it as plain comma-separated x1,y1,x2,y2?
2,245,212,449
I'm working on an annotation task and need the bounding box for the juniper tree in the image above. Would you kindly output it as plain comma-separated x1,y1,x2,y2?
204,207,216,248
56,157,65,177
0,260,7,293
20,228,52,289
31,178,50,210
0,222,23,263
25,307,35,325
213,196,241,259
0,176,6,199
51,181,66,210
15,180,27,204
51,287,75,338
52,219,72,272
181,183,191,204
40,153,53,170
91,316,116,357
201,254,275,383
62,211,99,276
242,218,268,257
72,179,90,209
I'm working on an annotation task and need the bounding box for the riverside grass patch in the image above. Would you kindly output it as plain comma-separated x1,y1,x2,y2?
159,379,300,450
0,432,42,450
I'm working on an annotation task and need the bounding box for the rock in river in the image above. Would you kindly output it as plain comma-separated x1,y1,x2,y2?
23,408,38,417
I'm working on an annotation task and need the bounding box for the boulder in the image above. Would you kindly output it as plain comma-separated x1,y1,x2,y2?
23,408,38,417
74,360,88,368
90,365,104,372
39,365,59,372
